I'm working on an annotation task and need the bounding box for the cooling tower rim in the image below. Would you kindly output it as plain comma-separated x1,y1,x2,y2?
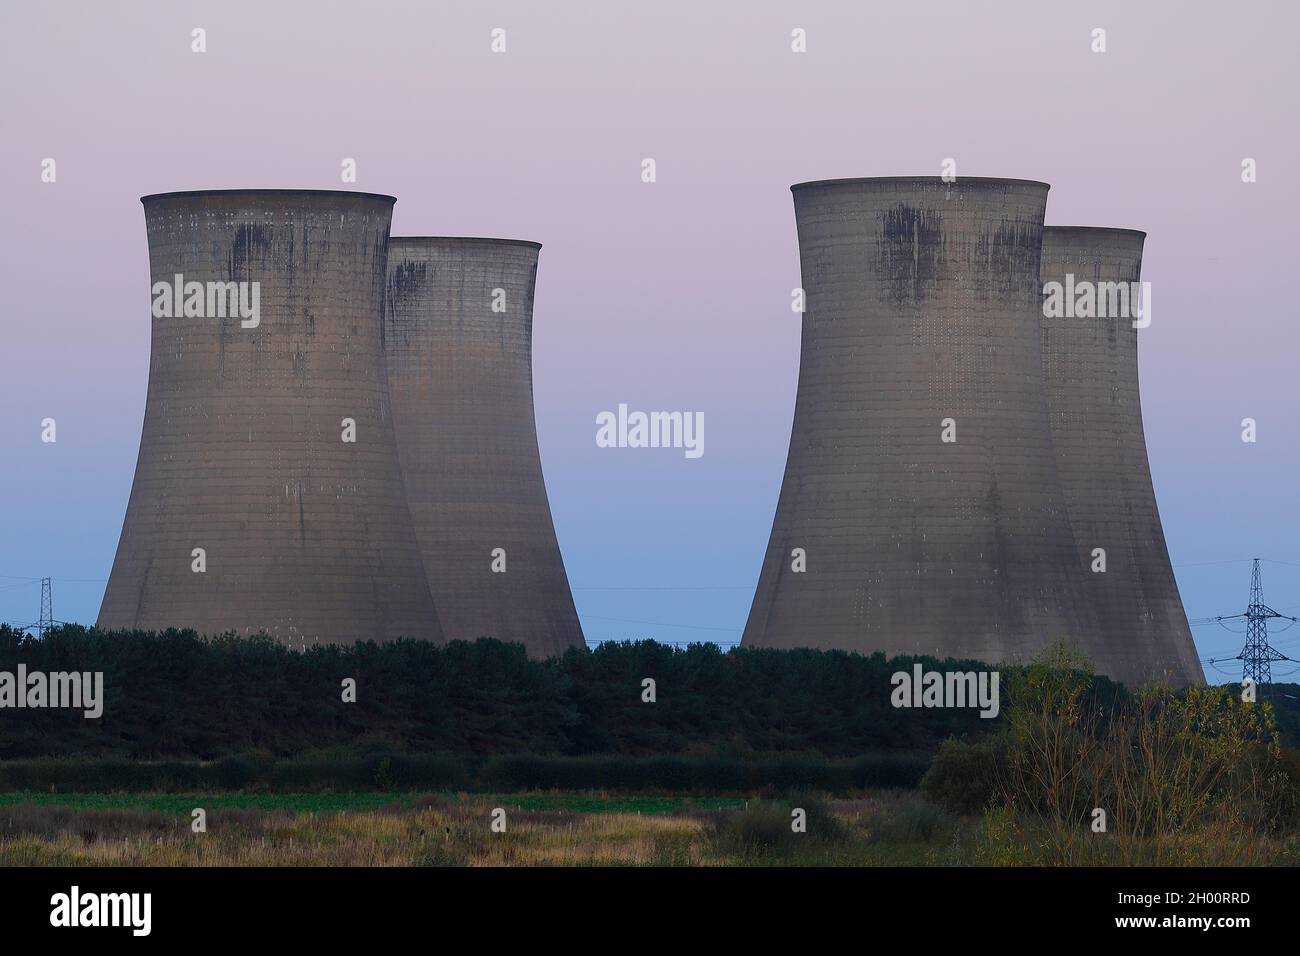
140,188,397,204
791,175,1050,192
1044,224,1147,239
390,236,543,250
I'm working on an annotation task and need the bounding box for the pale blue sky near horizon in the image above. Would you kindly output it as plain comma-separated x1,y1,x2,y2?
1,0,1297,679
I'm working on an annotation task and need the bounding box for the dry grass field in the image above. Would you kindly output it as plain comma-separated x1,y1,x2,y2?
0,790,954,866
3,788,1294,866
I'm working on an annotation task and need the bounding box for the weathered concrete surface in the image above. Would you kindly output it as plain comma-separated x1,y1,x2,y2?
1039,227,1203,686
384,238,583,658
98,190,442,646
743,177,1099,666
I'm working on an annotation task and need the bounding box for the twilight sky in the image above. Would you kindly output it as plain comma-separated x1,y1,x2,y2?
1,0,1297,678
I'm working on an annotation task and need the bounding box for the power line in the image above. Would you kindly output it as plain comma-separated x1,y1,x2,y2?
585,638,741,649
1203,558,1297,686
1,577,69,637
1239,559,1293,685
1175,557,1300,569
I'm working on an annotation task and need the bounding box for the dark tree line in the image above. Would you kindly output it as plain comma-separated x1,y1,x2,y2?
0,624,1127,760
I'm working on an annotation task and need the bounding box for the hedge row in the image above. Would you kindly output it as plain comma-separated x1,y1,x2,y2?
0,751,932,794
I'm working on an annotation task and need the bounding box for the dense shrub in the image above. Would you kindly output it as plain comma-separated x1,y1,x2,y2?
477,753,930,792
0,752,930,794
708,794,846,858
867,797,958,845
959,645,1300,863
920,733,1010,815
212,756,257,789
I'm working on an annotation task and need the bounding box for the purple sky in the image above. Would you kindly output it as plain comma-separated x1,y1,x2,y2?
2,0,1298,677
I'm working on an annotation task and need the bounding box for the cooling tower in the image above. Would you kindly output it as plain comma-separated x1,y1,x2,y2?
743,177,1098,666
384,237,583,658
1039,227,1203,686
98,189,441,646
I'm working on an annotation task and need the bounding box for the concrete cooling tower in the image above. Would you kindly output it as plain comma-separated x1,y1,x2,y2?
384,237,583,658
1039,227,1203,686
743,177,1098,666
99,189,442,646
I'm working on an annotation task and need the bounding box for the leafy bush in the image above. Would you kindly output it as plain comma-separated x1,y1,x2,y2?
708,794,845,859
920,733,1009,815
972,644,1297,864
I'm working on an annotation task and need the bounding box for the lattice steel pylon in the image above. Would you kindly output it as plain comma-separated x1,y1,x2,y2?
1237,559,1289,685
37,577,53,638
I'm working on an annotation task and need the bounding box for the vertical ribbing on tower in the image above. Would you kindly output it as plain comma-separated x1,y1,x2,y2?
99,190,441,646
384,237,583,658
1039,226,1202,686
743,177,1098,665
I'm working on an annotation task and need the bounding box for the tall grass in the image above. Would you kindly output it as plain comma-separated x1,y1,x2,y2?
0,791,974,867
